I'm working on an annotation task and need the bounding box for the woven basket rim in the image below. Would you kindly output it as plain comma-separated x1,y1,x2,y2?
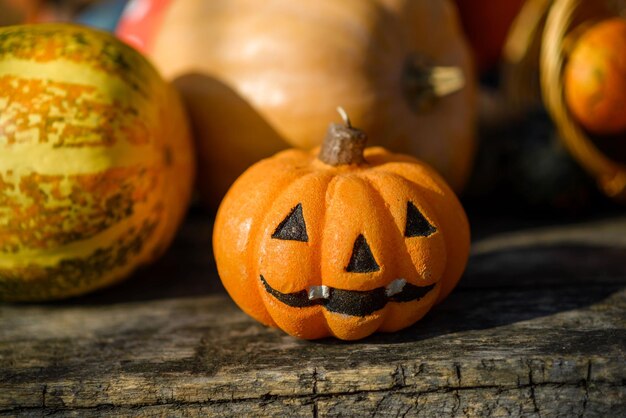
502,0,552,112
540,0,626,198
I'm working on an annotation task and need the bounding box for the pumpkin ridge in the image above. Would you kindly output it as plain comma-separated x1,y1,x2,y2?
250,166,314,325
251,169,336,285
254,168,334,338
354,172,405,329
363,171,442,237
360,170,447,332
213,156,308,327
319,175,393,287
316,174,340,338
361,170,410,234
360,171,444,286
378,167,467,302
319,175,388,337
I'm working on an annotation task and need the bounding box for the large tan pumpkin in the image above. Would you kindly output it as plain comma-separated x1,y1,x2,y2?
0,24,195,301
144,0,476,206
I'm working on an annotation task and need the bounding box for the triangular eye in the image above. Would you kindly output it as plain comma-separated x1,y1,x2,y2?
346,234,380,273
405,201,436,237
272,203,308,242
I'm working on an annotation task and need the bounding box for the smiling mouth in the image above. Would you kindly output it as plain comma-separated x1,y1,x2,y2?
260,275,436,317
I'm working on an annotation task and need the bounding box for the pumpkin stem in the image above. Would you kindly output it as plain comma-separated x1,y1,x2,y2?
336,106,352,129
318,107,367,166
403,54,465,112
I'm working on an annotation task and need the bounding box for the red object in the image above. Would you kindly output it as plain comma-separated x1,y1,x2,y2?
4,0,43,23
11,0,126,28
454,0,526,73
116,0,172,52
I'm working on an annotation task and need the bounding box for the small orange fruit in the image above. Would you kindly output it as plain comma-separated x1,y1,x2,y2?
565,18,626,135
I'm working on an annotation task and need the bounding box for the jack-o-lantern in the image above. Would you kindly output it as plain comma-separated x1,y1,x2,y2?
213,109,470,340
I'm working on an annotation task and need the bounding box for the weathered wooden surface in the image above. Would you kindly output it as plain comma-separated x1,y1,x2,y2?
1,210,625,417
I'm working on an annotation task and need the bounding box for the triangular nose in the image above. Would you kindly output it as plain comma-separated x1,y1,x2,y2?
346,234,380,273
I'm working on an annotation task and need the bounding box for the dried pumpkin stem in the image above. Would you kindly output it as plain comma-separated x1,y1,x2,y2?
318,107,367,166
403,54,465,112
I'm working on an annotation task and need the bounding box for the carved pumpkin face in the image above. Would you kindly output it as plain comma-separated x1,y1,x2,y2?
214,115,470,340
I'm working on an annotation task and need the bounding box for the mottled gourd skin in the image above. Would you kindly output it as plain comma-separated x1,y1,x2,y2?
0,24,195,301
213,144,470,340
565,18,626,136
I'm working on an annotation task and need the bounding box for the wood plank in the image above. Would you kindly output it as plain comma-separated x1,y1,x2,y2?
0,212,625,416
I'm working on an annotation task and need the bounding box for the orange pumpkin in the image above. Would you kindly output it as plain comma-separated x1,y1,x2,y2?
0,24,194,301
564,18,626,135
213,109,470,340
141,0,476,206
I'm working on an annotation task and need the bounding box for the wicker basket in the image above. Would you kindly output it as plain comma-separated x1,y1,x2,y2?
541,0,626,200
501,0,553,114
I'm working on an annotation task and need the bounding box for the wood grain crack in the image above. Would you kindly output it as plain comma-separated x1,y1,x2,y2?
4,380,619,415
